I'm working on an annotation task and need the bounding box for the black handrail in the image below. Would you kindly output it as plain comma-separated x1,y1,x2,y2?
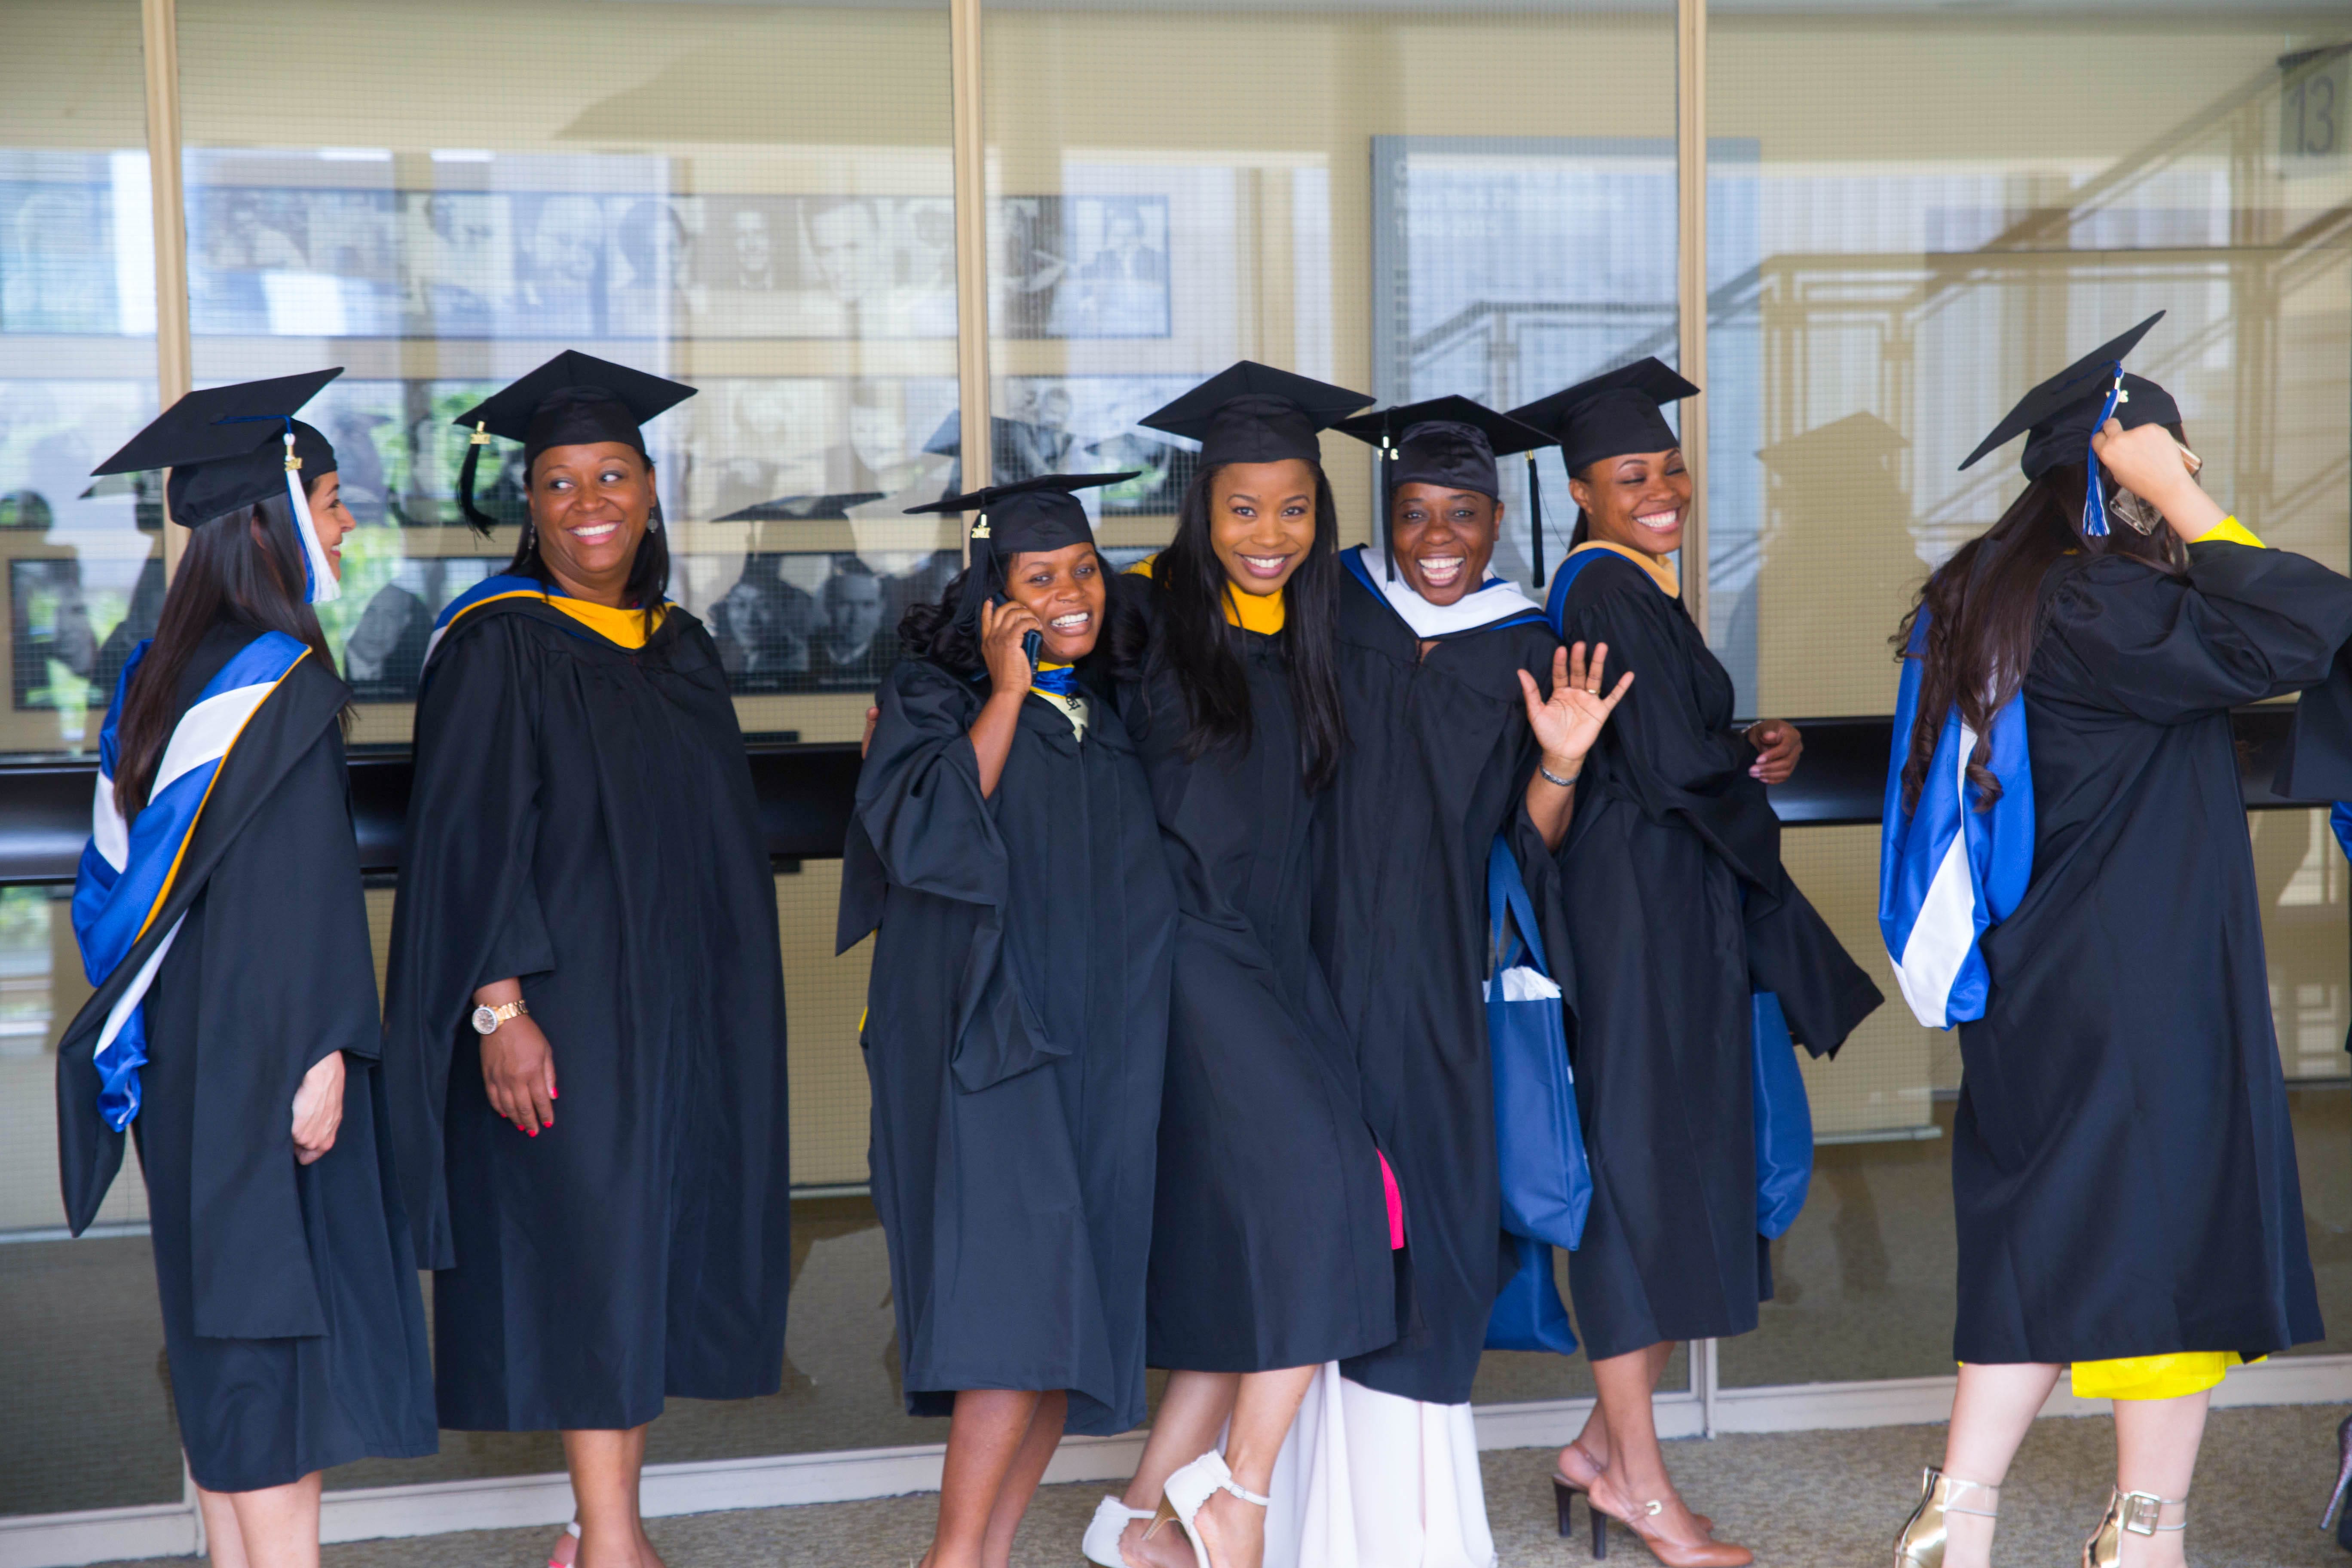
0,712,2319,887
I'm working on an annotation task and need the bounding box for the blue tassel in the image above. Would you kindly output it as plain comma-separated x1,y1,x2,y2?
2081,364,2125,539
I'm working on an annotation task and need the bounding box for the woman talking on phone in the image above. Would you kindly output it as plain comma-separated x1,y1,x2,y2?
1883,315,2347,1568
843,472,1177,1568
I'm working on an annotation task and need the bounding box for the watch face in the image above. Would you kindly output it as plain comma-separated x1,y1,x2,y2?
471,1004,498,1035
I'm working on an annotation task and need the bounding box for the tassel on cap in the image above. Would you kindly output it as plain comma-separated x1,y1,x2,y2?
457,421,499,535
1527,451,1546,588
2079,367,2125,539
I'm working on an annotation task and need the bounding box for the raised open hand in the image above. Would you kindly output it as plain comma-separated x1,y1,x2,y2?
1519,641,1634,778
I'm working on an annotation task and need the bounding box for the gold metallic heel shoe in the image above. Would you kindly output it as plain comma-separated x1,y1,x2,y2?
2081,1488,2186,1568
1893,1467,2000,1568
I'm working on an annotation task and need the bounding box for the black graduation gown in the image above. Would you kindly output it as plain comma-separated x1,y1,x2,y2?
382,599,791,1431
55,620,435,1492
1550,552,1880,1360
1114,582,1399,1373
1314,577,1565,1406
1953,540,2352,1365
838,657,1176,1435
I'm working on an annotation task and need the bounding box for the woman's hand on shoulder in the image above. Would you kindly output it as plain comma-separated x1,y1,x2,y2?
290,1050,346,1165
1744,720,1803,784
979,597,1044,701
1521,640,1634,778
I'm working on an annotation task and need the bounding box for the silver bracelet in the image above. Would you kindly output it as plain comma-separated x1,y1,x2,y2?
1539,763,1580,789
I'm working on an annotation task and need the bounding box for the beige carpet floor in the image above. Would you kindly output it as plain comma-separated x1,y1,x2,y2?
83,1403,2352,1568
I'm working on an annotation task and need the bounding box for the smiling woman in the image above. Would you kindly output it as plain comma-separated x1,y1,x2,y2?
844,471,1176,1568
1509,359,1883,1568
382,353,793,1568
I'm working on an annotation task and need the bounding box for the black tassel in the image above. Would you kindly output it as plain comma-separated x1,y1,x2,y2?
1527,452,1545,588
457,423,498,536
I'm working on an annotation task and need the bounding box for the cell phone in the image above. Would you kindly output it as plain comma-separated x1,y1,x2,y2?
991,593,1042,669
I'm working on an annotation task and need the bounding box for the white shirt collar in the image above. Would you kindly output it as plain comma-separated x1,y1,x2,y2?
1343,545,1544,640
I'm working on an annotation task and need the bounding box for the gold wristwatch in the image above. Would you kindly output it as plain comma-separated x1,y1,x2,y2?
470,999,529,1036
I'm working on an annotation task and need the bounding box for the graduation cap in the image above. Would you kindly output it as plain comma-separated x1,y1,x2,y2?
1139,362,1372,469
904,472,1136,639
1333,395,1556,583
91,368,345,603
1510,358,1701,477
1957,311,2175,538
450,351,696,535
715,491,886,524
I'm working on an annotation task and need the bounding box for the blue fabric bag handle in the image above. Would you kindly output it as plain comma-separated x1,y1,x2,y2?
1486,836,1592,1252
1484,1233,1579,1354
1752,990,1813,1238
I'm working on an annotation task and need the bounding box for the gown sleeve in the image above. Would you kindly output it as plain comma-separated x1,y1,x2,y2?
2041,541,2352,724
853,659,1003,907
380,613,553,1270
1557,567,1778,887
848,659,1066,1092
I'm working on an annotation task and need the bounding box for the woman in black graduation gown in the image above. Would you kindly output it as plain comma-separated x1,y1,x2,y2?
1264,398,1629,1558
1092,364,1398,1568
59,374,435,1562
841,472,1176,1568
383,354,790,1568
1884,322,2342,1568
1507,360,1880,1567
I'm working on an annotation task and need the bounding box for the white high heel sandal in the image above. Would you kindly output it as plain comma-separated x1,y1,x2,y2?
1083,1494,1156,1566
1157,1451,1271,1568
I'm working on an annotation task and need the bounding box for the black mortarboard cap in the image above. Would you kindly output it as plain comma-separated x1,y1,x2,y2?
905,472,1136,634
715,491,885,523
1140,362,1372,468
92,369,342,527
1957,312,2174,481
1334,395,1557,581
450,351,696,534
1510,358,1700,475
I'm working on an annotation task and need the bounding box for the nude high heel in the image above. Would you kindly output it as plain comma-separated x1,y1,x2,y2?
1556,1440,1713,1540
1584,1479,1752,1566
2081,1488,2185,1568
1892,1467,1999,1568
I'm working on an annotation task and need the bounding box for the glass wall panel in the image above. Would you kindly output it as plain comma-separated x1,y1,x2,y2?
178,0,957,751
982,0,1678,595
983,0,1676,1400
0,0,169,1520
166,0,957,1479
0,0,162,766
1712,5,2352,1387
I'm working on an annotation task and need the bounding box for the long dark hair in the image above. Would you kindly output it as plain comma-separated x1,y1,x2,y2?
1129,461,1349,793
113,491,340,818
1895,438,2187,814
505,449,670,636
897,567,986,675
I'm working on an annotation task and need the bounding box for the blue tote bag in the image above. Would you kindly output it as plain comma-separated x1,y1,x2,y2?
1752,990,1813,1239
1486,1234,1578,1354
1485,836,1591,1251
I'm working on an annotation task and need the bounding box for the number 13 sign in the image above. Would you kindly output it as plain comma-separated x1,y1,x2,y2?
2282,45,2349,165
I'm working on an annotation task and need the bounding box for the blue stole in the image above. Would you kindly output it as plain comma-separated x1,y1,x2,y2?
72,631,311,1130
1876,612,2034,1028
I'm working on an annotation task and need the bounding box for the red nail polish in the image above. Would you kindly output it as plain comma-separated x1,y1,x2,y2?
549,1089,558,1100
528,1127,538,1137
